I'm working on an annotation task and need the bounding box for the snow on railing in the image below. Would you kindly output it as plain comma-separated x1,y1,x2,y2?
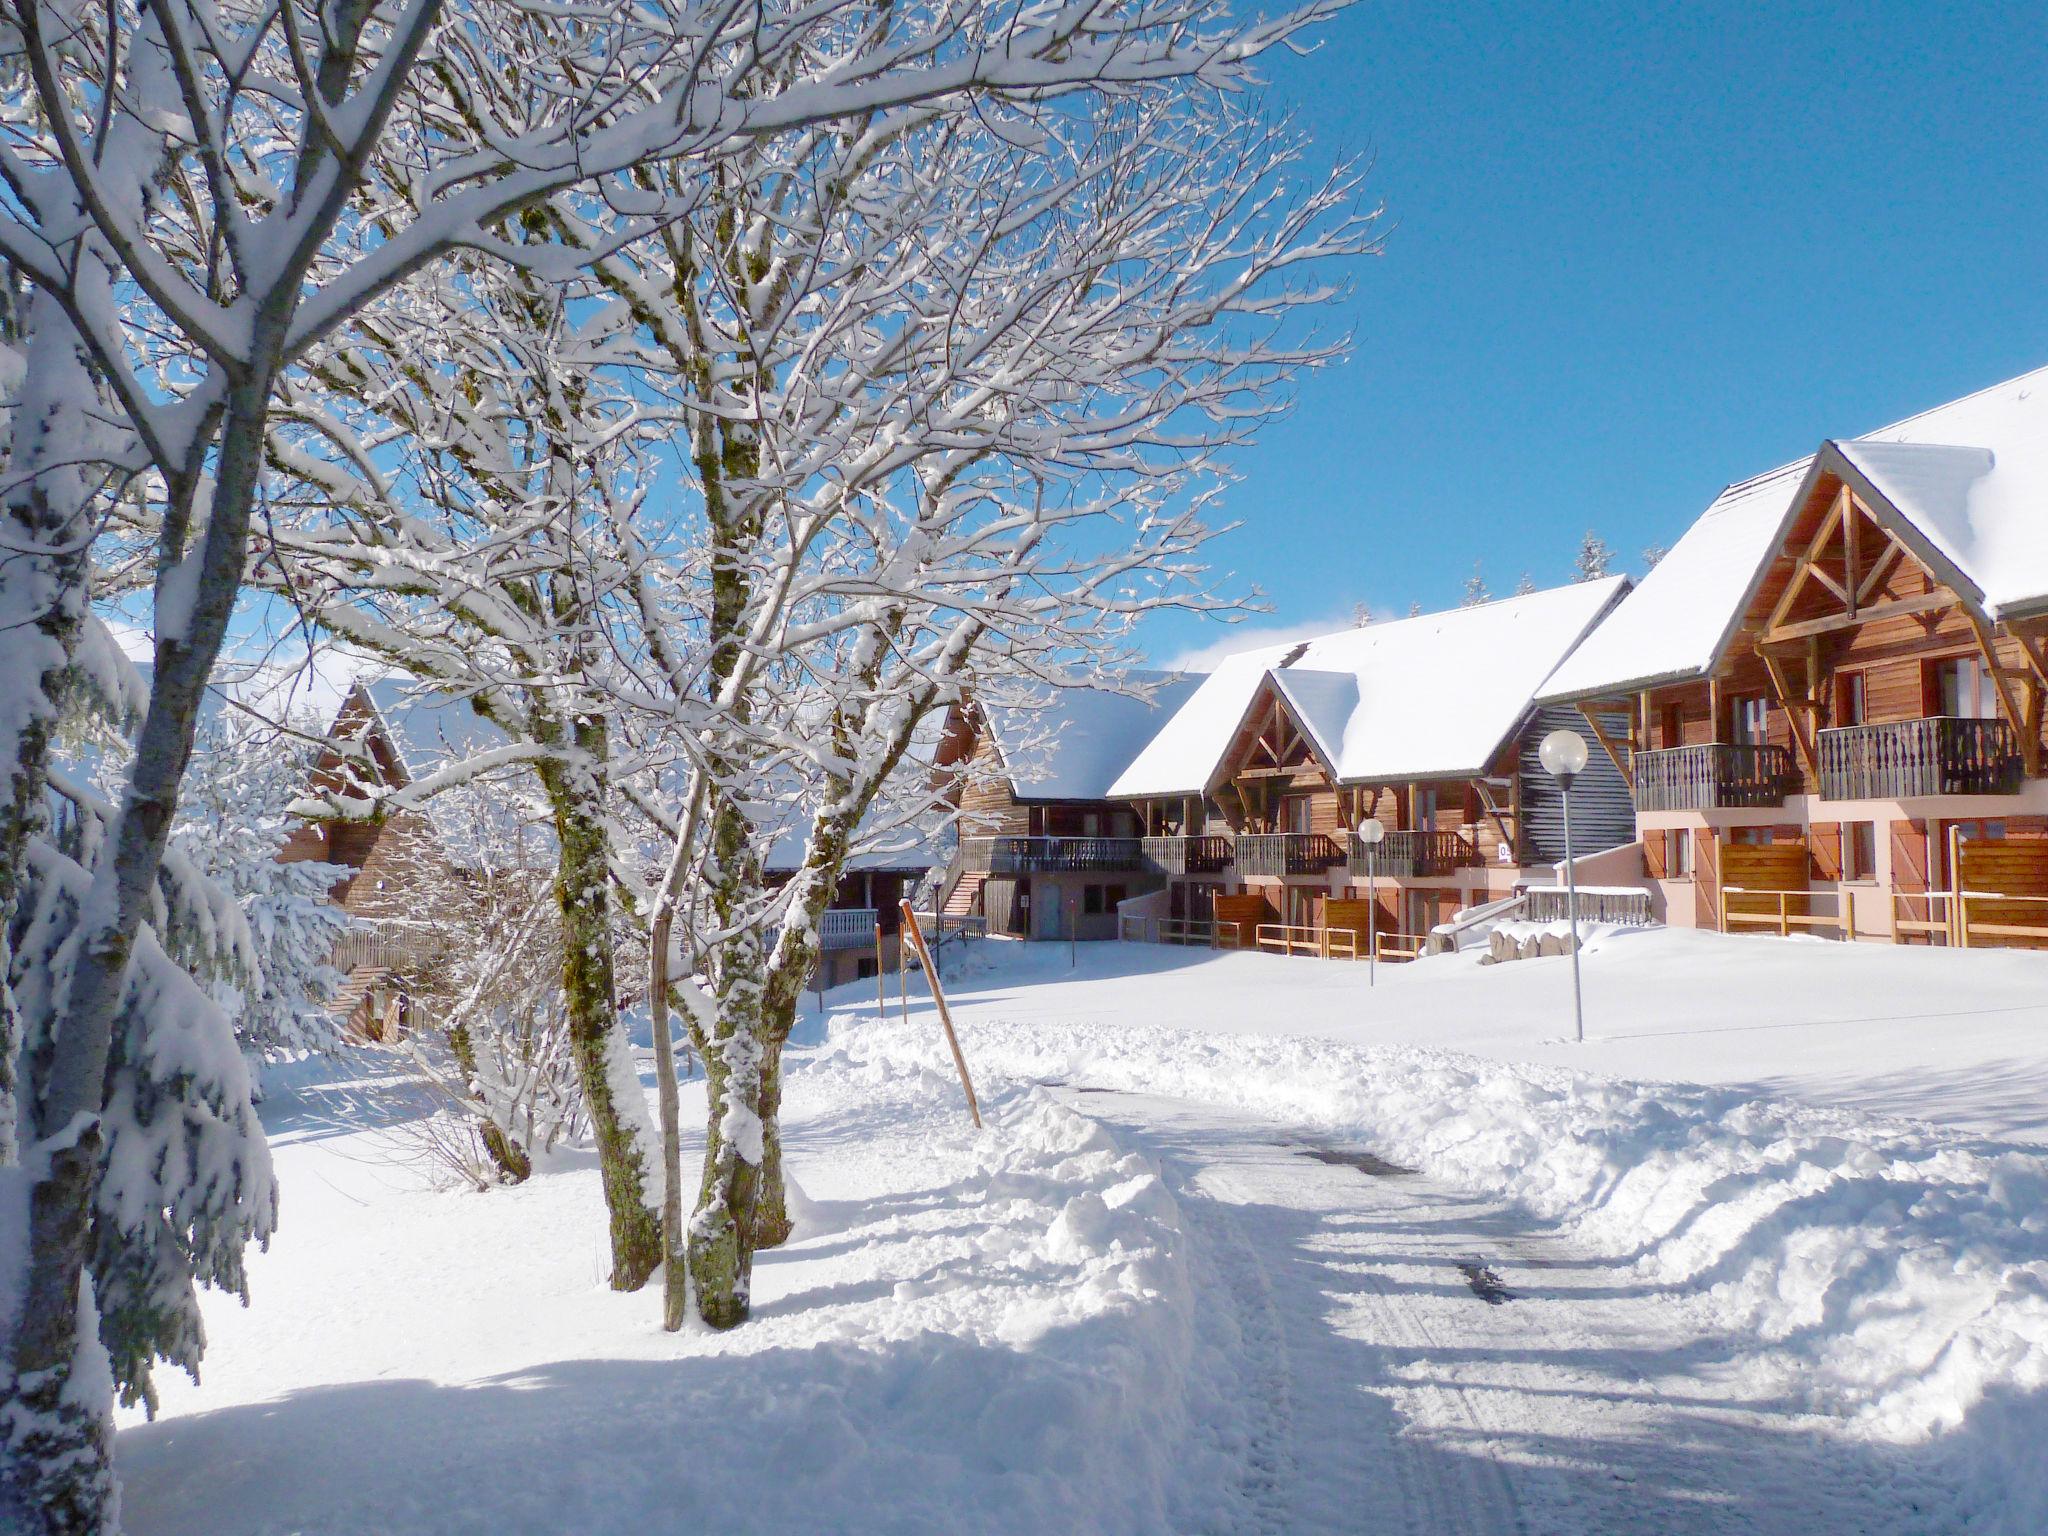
819,908,879,950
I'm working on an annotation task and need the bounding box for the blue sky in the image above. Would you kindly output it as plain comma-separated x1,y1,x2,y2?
1144,0,2048,668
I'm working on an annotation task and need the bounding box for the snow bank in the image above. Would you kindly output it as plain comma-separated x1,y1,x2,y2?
120,1056,1254,1536
831,1011,2048,1526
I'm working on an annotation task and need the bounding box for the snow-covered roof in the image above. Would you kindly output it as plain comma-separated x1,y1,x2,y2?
359,678,508,781
981,671,1204,801
1541,363,2048,701
1111,579,1629,797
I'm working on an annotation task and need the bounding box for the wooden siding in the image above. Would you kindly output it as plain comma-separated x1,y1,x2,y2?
1516,705,1635,865
1720,840,1810,920
1638,478,2048,798
1957,839,2048,948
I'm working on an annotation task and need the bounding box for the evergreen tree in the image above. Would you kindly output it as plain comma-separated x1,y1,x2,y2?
1643,543,1670,570
1513,572,1536,596
1407,601,1423,618
1574,529,1616,581
1461,561,1491,607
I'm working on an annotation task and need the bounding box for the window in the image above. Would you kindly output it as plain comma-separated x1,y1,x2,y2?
1844,822,1877,881
1083,884,1105,915
1731,695,1770,746
1281,794,1313,834
1667,829,1694,878
1931,656,1999,720
1105,884,1126,910
1836,671,1867,727
1412,785,1440,829
856,957,879,981
1082,811,1102,837
1660,703,1684,750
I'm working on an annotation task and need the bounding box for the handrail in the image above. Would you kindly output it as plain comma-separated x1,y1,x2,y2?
1373,930,1429,962
1718,884,1847,939
1254,922,1360,959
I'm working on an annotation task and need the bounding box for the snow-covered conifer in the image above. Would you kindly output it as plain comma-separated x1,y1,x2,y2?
1574,529,1616,581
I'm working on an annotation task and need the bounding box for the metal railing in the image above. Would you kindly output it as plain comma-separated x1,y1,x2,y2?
1139,835,1235,876
959,835,1146,873
1346,829,1479,878
1633,743,1798,811
1236,832,1345,877
1817,717,2022,800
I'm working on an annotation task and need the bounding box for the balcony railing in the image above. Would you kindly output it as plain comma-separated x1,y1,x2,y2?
1236,832,1346,878
958,836,1146,874
1345,829,1480,879
1633,743,1798,812
1817,717,2022,801
819,908,879,950
1139,835,1235,876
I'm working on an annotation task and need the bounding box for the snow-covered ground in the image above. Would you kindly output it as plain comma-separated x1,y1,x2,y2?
118,932,2048,1533
910,925,2048,1141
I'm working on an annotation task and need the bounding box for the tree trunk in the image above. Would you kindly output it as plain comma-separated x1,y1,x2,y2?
750,1047,793,1249
688,937,768,1328
536,733,661,1291
447,1023,532,1184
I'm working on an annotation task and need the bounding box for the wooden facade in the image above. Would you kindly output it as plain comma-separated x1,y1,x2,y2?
1123,677,1635,955
934,700,1161,940
1611,473,2048,948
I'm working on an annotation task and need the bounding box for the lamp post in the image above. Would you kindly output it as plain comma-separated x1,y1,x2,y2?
1539,728,1590,1044
1355,816,1385,987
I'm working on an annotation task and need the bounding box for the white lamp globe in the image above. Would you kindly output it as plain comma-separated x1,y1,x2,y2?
1539,728,1590,781
1355,817,1385,845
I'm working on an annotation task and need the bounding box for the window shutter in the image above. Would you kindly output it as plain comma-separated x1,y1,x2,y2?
1644,831,1667,879
1809,823,1843,881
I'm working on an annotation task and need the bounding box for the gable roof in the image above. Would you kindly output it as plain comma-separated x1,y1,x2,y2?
1110,578,1630,798
978,670,1204,801
1541,363,2048,702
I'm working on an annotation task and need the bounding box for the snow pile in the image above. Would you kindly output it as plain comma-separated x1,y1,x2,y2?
831,1010,2048,1513
119,1055,1252,1536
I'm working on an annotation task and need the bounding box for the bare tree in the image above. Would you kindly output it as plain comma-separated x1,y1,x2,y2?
0,0,1346,1522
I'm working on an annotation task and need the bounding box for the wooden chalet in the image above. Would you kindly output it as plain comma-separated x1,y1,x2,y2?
1109,582,1637,958
932,673,1202,939
1539,364,2048,948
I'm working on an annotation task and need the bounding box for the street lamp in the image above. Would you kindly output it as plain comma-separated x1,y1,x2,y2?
1355,816,1385,988
1539,728,1590,1043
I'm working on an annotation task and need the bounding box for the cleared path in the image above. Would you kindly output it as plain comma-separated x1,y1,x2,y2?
1061,1088,1961,1536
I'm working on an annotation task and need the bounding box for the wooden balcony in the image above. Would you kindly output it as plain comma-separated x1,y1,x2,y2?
1817,717,2022,801
1236,832,1346,877
1345,830,1480,878
1633,743,1797,812
1139,835,1235,876
958,836,1146,874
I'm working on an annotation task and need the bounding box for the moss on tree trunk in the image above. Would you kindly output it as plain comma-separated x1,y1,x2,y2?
537,737,660,1290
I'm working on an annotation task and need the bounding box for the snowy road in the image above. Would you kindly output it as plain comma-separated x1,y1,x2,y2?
1058,1088,1959,1536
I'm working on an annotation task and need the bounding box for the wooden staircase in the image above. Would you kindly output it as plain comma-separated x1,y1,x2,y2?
943,871,986,919
329,964,406,1041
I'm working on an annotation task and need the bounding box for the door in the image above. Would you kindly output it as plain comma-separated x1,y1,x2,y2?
1731,694,1769,746
1281,794,1313,835
1931,656,1998,719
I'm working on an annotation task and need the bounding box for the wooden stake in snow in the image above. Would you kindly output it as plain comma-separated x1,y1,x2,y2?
875,921,886,1020
898,901,982,1128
